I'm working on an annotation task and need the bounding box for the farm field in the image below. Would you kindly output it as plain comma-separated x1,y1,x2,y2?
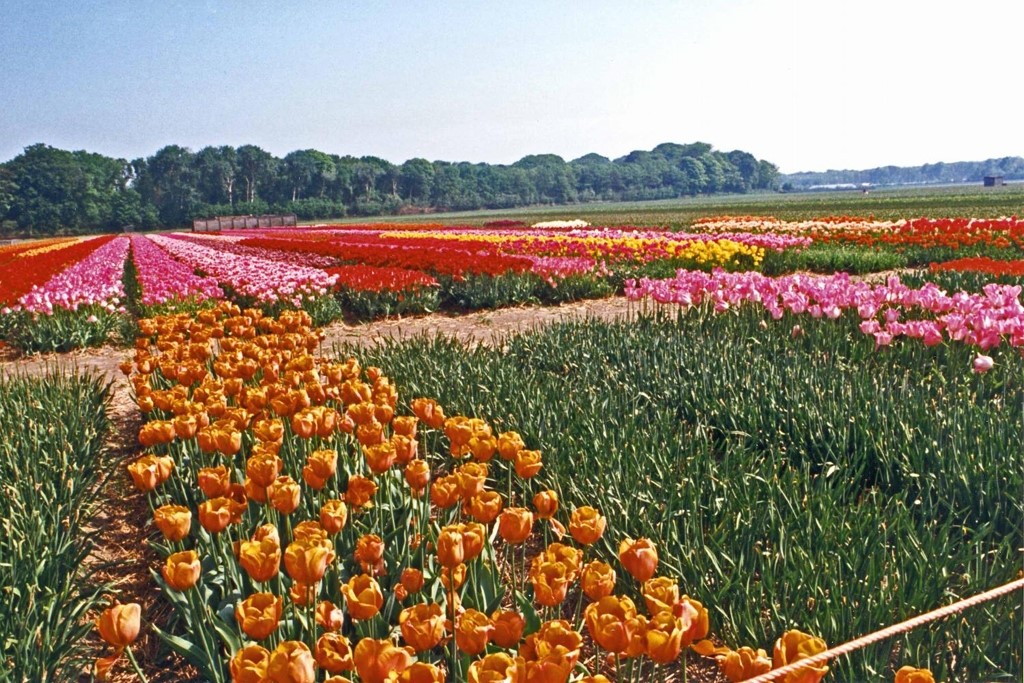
0,194,1021,683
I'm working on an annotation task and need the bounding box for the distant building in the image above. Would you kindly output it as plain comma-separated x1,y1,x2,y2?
983,175,1005,187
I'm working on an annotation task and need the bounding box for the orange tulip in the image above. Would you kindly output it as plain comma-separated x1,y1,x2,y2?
466,490,503,524
399,603,446,651
239,534,282,583
153,504,191,542
642,576,679,616
235,592,283,641
320,499,349,534
584,595,643,654
341,574,383,620
404,459,431,491
247,452,283,488
895,666,936,683
244,477,268,504
519,619,582,667
138,420,175,447
581,560,617,601
490,609,525,649
363,441,397,474
532,560,574,607
513,450,542,479
356,421,385,447
455,608,493,656
314,632,354,674
230,644,271,683
496,431,525,461
302,449,338,490
267,640,316,683
392,415,418,437
316,600,345,632
618,537,659,582
497,507,533,544
461,522,487,562
398,662,444,683
269,475,302,515
430,474,461,509
568,506,606,545
532,490,559,519
172,413,198,440
400,567,424,594
291,410,318,439
353,638,415,683
436,526,465,568
162,550,201,591
717,646,772,682
675,595,710,648
392,434,418,464
289,581,317,607
284,539,335,585
96,602,141,648
441,563,467,591
345,475,378,508
354,534,385,572
198,465,231,497
772,629,829,683
456,462,488,498
644,611,685,663
533,542,582,579
127,454,174,492
198,497,233,534
467,653,518,683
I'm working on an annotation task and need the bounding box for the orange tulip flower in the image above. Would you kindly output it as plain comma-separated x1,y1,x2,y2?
772,629,829,683
404,459,431,492
644,611,685,664
138,420,175,447
496,431,525,461
289,581,317,607
398,662,444,683
466,490,503,524
490,609,525,649
320,499,349,534
314,632,355,674
345,475,378,508
519,619,582,667
399,602,446,651
568,506,606,546
353,638,415,683
392,415,418,437
467,652,517,683
267,640,316,683
461,522,487,562
96,602,141,648
456,462,488,498
513,450,542,479
198,465,231,498
642,576,680,616
198,497,233,534
530,560,573,607
302,449,338,490
127,454,174,492
581,560,617,601
436,526,465,568
455,609,493,656
895,666,936,683
235,592,283,641
440,563,467,591
269,476,302,515
497,507,534,545
341,574,383,620
675,595,710,648
354,534,385,572
584,595,643,654
716,646,772,682
391,434,418,464
284,539,335,585
429,474,461,509
153,504,191,542
162,550,201,591
247,452,283,488
239,535,282,583
532,490,559,519
230,644,271,683
316,600,345,632
618,537,659,582
363,442,397,474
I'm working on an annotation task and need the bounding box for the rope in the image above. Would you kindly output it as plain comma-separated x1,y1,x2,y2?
740,577,1024,683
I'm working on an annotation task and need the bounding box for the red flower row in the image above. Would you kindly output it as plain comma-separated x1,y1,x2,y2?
0,236,117,307
325,265,439,293
931,257,1024,277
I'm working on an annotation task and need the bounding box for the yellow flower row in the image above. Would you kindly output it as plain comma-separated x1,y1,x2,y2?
14,236,90,259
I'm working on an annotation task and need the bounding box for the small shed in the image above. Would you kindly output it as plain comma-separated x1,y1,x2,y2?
983,175,1005,187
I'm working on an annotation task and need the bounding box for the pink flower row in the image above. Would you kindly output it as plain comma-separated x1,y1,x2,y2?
149,234,337,305
132,236,224,306
625,269,1024,350
17,237,130,315
173,234,338,268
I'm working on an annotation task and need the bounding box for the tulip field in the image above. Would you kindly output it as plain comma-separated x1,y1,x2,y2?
0,208,1022,683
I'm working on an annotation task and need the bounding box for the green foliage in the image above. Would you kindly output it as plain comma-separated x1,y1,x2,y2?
337,286,439,320
1,306,124,353
761,243,908,275
0,372,111,682
343,310,1023,682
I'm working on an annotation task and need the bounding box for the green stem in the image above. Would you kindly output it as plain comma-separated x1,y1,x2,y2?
124,645,151,683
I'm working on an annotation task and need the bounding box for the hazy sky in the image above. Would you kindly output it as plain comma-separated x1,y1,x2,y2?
2,0,1021,173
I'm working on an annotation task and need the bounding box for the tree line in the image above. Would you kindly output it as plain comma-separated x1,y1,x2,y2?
0,141,779,235
781,157,1024,190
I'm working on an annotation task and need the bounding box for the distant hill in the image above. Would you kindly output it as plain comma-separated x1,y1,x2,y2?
781,157,1024,190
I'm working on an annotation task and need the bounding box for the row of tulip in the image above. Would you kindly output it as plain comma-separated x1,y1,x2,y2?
624,269,1024,355
108,302,870,683
930,256,1024,277
0,235,112,307
130,235,225,308
14,236,129,315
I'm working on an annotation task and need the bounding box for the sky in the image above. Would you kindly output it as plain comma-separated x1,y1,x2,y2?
1,0,1021,174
